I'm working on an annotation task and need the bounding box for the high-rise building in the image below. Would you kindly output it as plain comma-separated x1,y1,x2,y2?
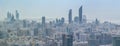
95,18,99,25
16,10,19,20
0,31,4,39
62,34,73,46
11,14,15,22
88,33,100,46
34,28,39,36
61,17,65,24
0,31,7,39
23,20,27,27
68,9,72,24
82,15,87,23
112,35,120,46
42,16,45,27
74,16,79,23
7,12,12,20
79,6,82,24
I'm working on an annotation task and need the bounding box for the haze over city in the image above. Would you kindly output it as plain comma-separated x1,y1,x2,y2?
0,0,120,24
1,0,120,46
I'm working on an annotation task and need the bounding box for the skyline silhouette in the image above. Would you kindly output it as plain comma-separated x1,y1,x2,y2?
0,0,120,24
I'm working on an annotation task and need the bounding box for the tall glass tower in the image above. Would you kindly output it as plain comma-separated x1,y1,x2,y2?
68,9,72,24
79,6,82,24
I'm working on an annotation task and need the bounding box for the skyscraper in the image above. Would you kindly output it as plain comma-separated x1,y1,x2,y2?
7,12,12,20
62,34,73,46
112,35,120,46
61,17,65,24
68,9,72,23
95,18,99,25
34,28,39,36
42,16,45,27
88,34,100,46
82,15,87,23
79,6,82,24
74,16,79,23
11,14,15,22
16,10,19,20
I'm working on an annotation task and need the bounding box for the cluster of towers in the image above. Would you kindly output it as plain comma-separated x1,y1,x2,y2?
68,6,83,24
40,6,84,28
7,10,19,22
6,6,83,25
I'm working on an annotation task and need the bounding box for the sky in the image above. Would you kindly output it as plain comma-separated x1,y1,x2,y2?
0,0,120,24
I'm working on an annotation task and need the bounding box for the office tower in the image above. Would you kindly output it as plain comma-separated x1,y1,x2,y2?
99,33,112,45
11,14,15,22
74,16,79,23
16,10,19,20
42,16,45,27
62,34,73,46
76,33,80,41
88,34,100,46
66,27,73,34
68,9,72,23
95,18,99,25
0,31,4,39
56,19,59,23
79,6,82,24
112,35,120,46
61,17,65,25
7,12,12,20
0,31,8,41
82,15,87,23
23,20,27,27
34,28,39,36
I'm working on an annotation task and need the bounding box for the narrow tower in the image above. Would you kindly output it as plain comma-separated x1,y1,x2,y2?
16,10,19,20
79,6,82,24
42,16,45,27
68,9,72,24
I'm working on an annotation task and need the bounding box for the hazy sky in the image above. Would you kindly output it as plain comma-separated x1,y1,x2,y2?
0,0,120,24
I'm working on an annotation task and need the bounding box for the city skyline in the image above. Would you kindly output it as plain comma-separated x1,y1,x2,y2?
0,0,120,46
0,0,120,24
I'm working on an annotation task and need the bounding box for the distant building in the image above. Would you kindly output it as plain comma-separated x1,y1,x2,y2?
55,17,65,26
61,17,65,24
112,35,120,46
99,33,112,45
34,28,39,36
68,9,72,24
7,12,15,22
7,12,12,20
74,16,79,23
6,10,18,23
79,6,83,24
95,18,99,25
11,14,15,22
82,15,87,23
42,16,45,27
23,20,27,27
16,10,19,20
74,15,87,24
62,34,73,46
88,33,100,46
0,31,4,39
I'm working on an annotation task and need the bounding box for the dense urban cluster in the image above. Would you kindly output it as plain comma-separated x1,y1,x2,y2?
0,6,120,46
